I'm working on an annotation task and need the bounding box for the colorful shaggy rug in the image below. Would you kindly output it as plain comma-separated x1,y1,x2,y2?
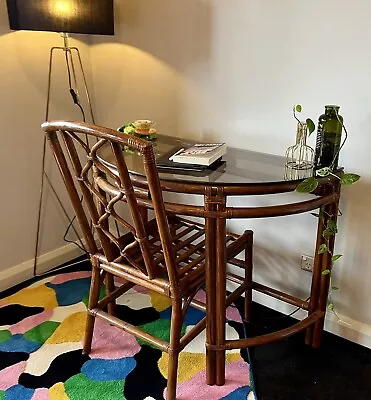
0,271,255,399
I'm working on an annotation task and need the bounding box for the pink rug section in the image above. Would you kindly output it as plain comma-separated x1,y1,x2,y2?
132,286,148,294
167,361,250,400
31,388,50,400
194,290,241,322
51,271,92,284
114,276,128,285
89,318,141,359
9,310,53,335
0,361,26,390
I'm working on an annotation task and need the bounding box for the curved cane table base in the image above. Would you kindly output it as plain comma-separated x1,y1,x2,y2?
97,137,342,388
137,178,341,386
206,311,324,351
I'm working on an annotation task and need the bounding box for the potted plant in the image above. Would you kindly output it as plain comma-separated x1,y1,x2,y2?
293,105,360,315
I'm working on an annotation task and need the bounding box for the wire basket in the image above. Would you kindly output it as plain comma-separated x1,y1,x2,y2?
285,122,314,180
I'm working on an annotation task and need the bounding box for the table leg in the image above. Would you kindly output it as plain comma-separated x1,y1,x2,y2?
305,206,325,345
215,214,227,385
205,214,217,385
312,199,339,348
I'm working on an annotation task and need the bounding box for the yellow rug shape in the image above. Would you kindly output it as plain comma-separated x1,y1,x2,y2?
2,285,58,309
46,312,87,344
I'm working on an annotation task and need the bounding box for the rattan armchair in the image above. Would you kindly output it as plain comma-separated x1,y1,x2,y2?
42,121,253,400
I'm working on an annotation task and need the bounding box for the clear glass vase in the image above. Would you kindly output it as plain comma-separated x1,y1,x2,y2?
285,122,314,180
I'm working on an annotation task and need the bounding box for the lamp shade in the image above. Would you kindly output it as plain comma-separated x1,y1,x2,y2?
6,0,114,35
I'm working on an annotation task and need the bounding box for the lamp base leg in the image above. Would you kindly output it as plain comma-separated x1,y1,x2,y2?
34,38,96,275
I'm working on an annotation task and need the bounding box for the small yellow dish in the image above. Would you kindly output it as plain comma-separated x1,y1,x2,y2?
133,120,156,134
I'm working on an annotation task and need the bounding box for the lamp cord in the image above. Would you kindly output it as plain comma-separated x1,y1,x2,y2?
54,40,120,262
69,88,86,123
259,297,311,320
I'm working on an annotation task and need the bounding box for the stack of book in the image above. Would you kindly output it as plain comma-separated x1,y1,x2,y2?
169,143,226,166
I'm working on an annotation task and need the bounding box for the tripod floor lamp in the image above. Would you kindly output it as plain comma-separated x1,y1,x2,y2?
6,0,115,274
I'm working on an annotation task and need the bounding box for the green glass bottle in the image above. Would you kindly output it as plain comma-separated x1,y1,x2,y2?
313,105,343,171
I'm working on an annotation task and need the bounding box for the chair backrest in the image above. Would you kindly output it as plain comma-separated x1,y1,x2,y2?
42,121,177,284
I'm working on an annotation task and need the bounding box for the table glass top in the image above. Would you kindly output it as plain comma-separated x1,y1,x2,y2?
97,134,313,186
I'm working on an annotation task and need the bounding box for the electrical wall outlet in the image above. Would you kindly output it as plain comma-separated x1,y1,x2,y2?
301,254,314,272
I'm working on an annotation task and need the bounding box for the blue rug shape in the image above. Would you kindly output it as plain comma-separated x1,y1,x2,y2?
221,385,252,399
46,278,91,306
82,357,136,382
0,335,41,354
2,384,34,400
160,304,205,326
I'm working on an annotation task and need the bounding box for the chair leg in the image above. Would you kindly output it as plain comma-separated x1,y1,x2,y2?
166,298,182,400
83,259,102,355
105,273,117,316
244,231,253,322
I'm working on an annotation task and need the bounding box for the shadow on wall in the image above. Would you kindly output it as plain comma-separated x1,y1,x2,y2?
166,191,314,302
0,1,12,35
243,178,371,326
77,0,213,138
252,241,311,298
333,179,371,325
93,0,213,73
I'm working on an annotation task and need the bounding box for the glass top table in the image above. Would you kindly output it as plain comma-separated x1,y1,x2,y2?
93,128,340,387
97,134,311,187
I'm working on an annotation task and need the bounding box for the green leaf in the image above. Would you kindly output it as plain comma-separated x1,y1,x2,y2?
322,269,331,275
316,167,332,177
328,303,335,312
123,125,136,135
296,177,319,193
295,104,302,112
318,244,328,254
331,286,339,291
340,173,360,185
332,254,342,262
327,219,338,234
322,228,333,239
306,118,315,135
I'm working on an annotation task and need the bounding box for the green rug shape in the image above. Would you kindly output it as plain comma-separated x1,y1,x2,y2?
24,321,60,343
82,286,106,308
137,319,187,348
0,330,11,344
65,373,125,400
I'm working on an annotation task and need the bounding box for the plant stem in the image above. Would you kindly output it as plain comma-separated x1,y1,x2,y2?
292,106,302,127
330,109,348,170
330,172,341,180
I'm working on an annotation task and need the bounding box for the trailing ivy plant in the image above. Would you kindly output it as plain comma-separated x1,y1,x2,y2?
295,104,360,194
293,105,360,316
292,104,316,136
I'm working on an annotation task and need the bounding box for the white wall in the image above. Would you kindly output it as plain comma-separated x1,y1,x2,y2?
90,0,371,345
0,0,93,284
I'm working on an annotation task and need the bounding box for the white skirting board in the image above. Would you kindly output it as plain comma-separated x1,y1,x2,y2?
1,246,370,349
227,281,371,350
0,243,85,293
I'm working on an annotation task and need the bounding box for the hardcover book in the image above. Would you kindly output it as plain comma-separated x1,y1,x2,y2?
169,143,227,166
